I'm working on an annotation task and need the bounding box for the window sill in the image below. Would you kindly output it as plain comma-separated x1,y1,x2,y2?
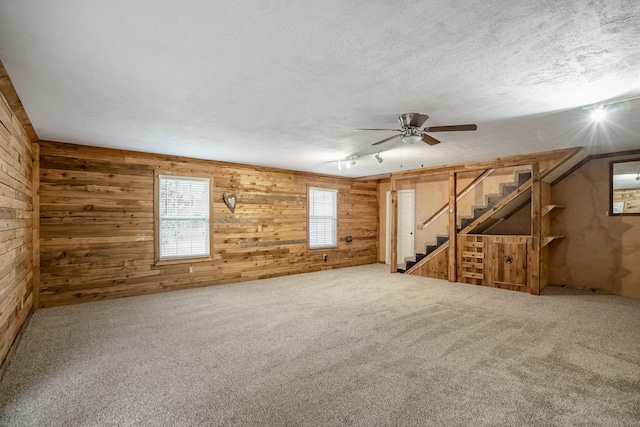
155,256,212,267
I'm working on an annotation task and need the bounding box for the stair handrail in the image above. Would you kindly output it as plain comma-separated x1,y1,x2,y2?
419,168,496,230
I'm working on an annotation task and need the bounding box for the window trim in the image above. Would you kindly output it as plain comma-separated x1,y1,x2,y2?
154,170,214,265
610,159,640,216
307,186,338,250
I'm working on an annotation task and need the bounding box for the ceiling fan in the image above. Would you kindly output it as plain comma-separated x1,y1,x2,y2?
356,113,477,146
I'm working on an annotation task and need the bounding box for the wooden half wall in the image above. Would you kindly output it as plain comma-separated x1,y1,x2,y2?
38,141,378,307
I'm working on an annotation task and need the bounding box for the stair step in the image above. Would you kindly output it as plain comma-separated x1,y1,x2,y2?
517,171,532,186
473,206,489,219
397,268,406,273
500,184,517,197
460,217,474,229
406,261,416,270
486,194,501,208
436,235,449,246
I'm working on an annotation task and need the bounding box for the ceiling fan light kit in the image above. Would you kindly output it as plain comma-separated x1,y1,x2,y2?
401,134,422,145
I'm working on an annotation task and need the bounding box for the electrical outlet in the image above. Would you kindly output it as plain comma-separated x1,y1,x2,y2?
189,265,194,273
323,254,328,262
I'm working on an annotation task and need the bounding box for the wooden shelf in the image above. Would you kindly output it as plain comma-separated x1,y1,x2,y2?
542,236,564,247
542,205,565,216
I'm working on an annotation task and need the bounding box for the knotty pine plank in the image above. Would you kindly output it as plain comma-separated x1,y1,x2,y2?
37,140,378,307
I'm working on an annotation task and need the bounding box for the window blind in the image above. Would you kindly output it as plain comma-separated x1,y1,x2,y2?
309,187,337,248
159,176,210,258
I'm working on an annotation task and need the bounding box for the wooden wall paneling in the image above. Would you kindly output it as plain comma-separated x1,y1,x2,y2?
0,62,38,143
410,243,449,279
31,142,40,308
0,72,35,376
38,141,378,307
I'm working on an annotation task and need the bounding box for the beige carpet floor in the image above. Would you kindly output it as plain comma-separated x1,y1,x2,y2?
1,264,639,426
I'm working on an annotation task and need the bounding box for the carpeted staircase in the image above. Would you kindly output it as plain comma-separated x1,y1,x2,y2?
398,170,532,273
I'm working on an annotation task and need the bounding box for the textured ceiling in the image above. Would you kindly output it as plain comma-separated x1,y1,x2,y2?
1,0,639,177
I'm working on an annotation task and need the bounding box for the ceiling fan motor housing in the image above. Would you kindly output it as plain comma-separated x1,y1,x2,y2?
399,113,414,128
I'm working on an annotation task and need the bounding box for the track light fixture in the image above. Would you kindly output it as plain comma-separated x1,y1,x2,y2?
590,107,607,121
584,94,640,122
375,152,383,163
337,155,359,171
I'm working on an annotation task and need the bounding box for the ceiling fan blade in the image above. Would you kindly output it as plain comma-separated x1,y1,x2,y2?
425,124,477,132
354,128,403,132
372,134,401,146
421,134,441,146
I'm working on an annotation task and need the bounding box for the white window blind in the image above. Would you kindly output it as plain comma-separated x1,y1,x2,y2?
159,175,210,259
309,187,337,248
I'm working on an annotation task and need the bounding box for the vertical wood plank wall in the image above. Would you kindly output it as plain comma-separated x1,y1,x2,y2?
0,83,34,375
38,141,378,307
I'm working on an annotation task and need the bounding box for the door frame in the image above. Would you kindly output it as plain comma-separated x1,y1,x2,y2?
386,189,415,265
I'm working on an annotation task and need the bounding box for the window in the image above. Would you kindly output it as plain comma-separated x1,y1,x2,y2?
157,175,211,260
308,187,337,248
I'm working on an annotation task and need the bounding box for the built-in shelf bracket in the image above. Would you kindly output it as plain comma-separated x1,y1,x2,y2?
542,205,565,216
542,236,564,247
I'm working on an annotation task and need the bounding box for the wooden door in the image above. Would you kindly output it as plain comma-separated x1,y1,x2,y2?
491,241,527,290
396,190,415,263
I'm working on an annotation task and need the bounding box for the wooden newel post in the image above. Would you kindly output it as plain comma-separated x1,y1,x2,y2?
530,161,541,295
448,171,457,282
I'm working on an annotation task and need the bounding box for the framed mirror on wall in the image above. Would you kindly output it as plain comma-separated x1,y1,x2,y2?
610,159,640,215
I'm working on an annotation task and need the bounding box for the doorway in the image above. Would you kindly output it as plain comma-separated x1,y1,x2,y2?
386,189,415,265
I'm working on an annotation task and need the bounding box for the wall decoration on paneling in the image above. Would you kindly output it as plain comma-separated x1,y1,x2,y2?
222,192,236,213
